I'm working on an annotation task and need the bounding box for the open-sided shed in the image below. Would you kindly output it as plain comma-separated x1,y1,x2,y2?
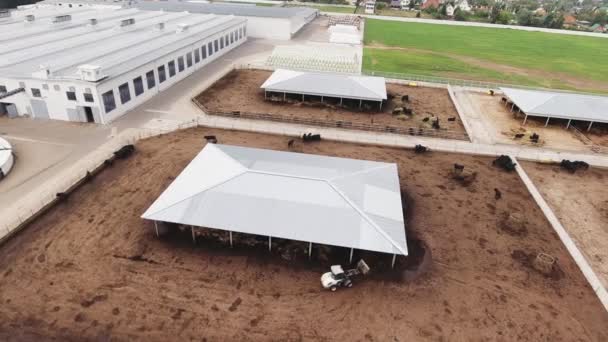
501,87,608,131
142,144,407,266
261,69,387,110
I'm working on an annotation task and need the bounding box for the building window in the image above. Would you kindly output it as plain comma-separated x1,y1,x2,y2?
158,65,166,83
186,52,192,67
239,27,242,39
168,61,176,77
84,93,94,102
207,42,212,56
229,33,233,44
194,49,200,63
146,70,156,89
31,88,41,97
0,85,6,93
118,83,131,104
66,91,77,101
220,37,224,49
102,90,116,113
133,76,144,96
42,84,49,90
53,85,60,91
214,39,218,52
178,57,185,72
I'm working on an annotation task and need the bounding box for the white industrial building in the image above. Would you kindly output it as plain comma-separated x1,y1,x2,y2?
135,1,319,40
0,3,248,124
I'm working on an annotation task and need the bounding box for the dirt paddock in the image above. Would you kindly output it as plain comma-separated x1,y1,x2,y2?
522,161,608,292
0,128,606,341
195,69,467,138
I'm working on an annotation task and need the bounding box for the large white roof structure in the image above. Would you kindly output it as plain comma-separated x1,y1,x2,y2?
501,87,608,123
0,4,245,80
261,69,387,102
136,1,318,19
142,144,407,255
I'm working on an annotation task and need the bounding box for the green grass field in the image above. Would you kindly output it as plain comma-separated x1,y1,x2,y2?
363,19,608,92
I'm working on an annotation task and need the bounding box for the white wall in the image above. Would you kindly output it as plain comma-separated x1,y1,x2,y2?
97,22,248,123
0,76,102,122
0,21,247,124
244,16,292,40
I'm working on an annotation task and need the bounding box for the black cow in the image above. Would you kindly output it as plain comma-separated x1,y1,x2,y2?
402,95,409,103
204,135,218,144
560,160,590,173
448,117,456,122
414,144,428,154
492,155,516,172
287,139,295,148
494,188,502,200
114,145,135,159
530,133,540,143
514,133,525,139
302,133,321,142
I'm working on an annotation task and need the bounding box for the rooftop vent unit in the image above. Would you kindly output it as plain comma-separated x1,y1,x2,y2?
52,14,72,23
32,64,53,79
78,65,105,82
24,14,35,22
88,18,98,26
176,23,189,33
119,18,135,27
154,22,165,30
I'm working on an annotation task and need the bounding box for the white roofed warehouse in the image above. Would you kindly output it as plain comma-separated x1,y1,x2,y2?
501,87,608,131
0,2,248,123
261,69,388,111
135,1,318,41
142,144,408,267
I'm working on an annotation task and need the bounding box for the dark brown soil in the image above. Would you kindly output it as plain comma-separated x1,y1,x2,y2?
195,69,467,138
0,127,606,341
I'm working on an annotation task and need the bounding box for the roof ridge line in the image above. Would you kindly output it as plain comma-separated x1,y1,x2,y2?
530,92,558,112
143,170,247,218
328,164,392,182
326,180,408,256
143,144,247,218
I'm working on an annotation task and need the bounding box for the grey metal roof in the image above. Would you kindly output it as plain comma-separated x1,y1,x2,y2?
501,87,608,123
261,69,387,101
142,144,408,255
0,5,245,79
135,1,318,19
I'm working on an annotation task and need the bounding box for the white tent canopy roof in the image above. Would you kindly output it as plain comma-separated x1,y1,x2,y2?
501,87,608,123
142,144,407,255
261,69,387,102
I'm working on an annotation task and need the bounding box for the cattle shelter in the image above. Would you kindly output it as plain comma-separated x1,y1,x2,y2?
142,144,407,266
261,69,387,110
501,87,608,131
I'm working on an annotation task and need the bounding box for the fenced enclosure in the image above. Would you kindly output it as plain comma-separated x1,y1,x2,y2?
194,98,469,141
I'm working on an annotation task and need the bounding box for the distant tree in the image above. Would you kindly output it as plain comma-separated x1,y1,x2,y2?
489,4,503,23
593,9,608,25
375,1,387,10
517,8,534,25
543,12,564,28
496,10,512,24
454,7,468,21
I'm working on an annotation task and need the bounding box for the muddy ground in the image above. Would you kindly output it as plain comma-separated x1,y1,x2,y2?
470,93,608,151
522,161,608,292
0,128,606,341
195,69,466,138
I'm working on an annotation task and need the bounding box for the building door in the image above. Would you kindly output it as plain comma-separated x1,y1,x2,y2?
84,106,94,123
0,102,18,117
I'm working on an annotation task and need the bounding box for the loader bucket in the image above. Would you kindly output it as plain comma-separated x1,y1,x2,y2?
357,259,370,275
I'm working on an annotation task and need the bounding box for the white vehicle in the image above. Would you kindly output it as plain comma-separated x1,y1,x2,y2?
321,260,370,291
